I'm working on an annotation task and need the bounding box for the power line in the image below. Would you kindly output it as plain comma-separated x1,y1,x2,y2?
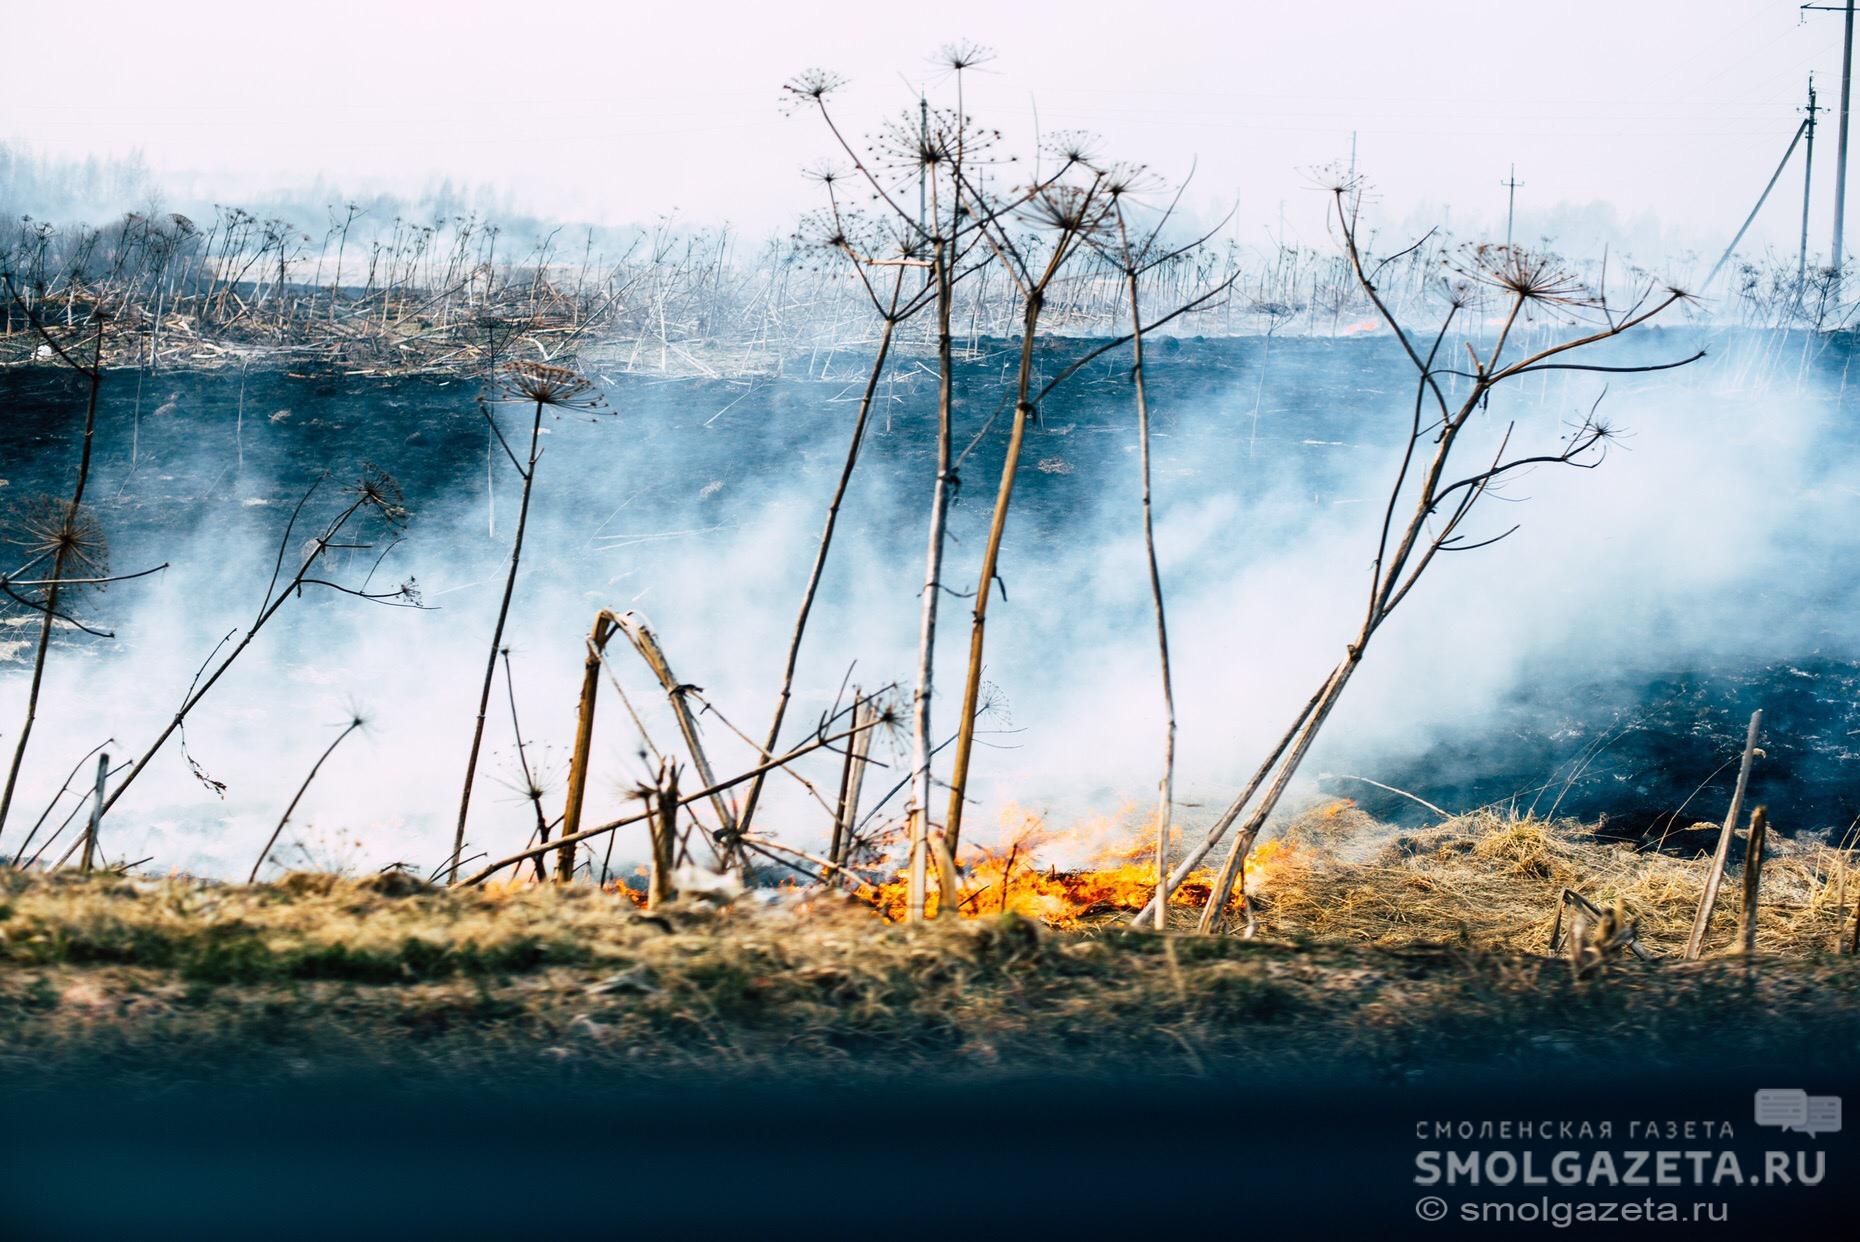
1706,114,1812,289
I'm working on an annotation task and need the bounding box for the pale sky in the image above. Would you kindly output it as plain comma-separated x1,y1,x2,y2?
4,0,1853,261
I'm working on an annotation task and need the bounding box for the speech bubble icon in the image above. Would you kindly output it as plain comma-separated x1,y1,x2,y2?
1756,1089,1809,1129
1804,1096,1842,1136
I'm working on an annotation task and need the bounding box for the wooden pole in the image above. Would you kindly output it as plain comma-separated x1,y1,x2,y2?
1839,0,1855,270
1800,76,1819,298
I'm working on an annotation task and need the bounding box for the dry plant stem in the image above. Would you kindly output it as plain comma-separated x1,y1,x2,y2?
1117,206,1178,932
0,319,104,844
942,222,1087,862
97,488,380,821
558,611,618,879
828,691,862,866
829,694,876,866
5,740,109,868
501,648,552,883
78,752,107,874
608,612,738,868
1738,806,1769,955
739,834,883,904
20,759,128,871
1184,192,1697,933
1330,773,1451,819
1126,676,1327,928
939,328,1032,863
907,236,956,922
1198,656,1359,933
735,282,903,836
562,633,826,876
929,831,961,914
1687,710,1763,959
248,719,363,883
649,763,678,910
1850,872,1860,955
450,397,543,884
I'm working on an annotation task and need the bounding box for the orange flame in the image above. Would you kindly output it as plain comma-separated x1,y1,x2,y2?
493,808,1290,926
866,806,1287,926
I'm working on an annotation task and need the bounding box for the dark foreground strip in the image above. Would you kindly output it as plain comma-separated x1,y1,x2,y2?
1,1056,1855,1238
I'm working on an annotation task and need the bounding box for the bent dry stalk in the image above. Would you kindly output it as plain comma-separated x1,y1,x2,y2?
556,608,759,880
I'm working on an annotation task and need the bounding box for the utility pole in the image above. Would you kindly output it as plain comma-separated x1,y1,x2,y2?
1802,75,1823,294
1501,164,1524,247
1840,0,1852,269
1804,2,1856,271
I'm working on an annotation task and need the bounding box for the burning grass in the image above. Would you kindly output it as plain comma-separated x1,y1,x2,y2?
849,801,1856,954
2,811,1857,1088
859,803,1276,924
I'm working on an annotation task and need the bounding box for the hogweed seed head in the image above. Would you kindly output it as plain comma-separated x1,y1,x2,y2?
1025,183,1110,237
7,496,108,581
499,360,605,412
937,40,995,73
350,462,410,524
1464,244,1591,309
781,69,847,112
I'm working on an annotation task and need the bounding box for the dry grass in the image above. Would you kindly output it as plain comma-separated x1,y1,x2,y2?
3,818,1860,1090
1250,807,1860,956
